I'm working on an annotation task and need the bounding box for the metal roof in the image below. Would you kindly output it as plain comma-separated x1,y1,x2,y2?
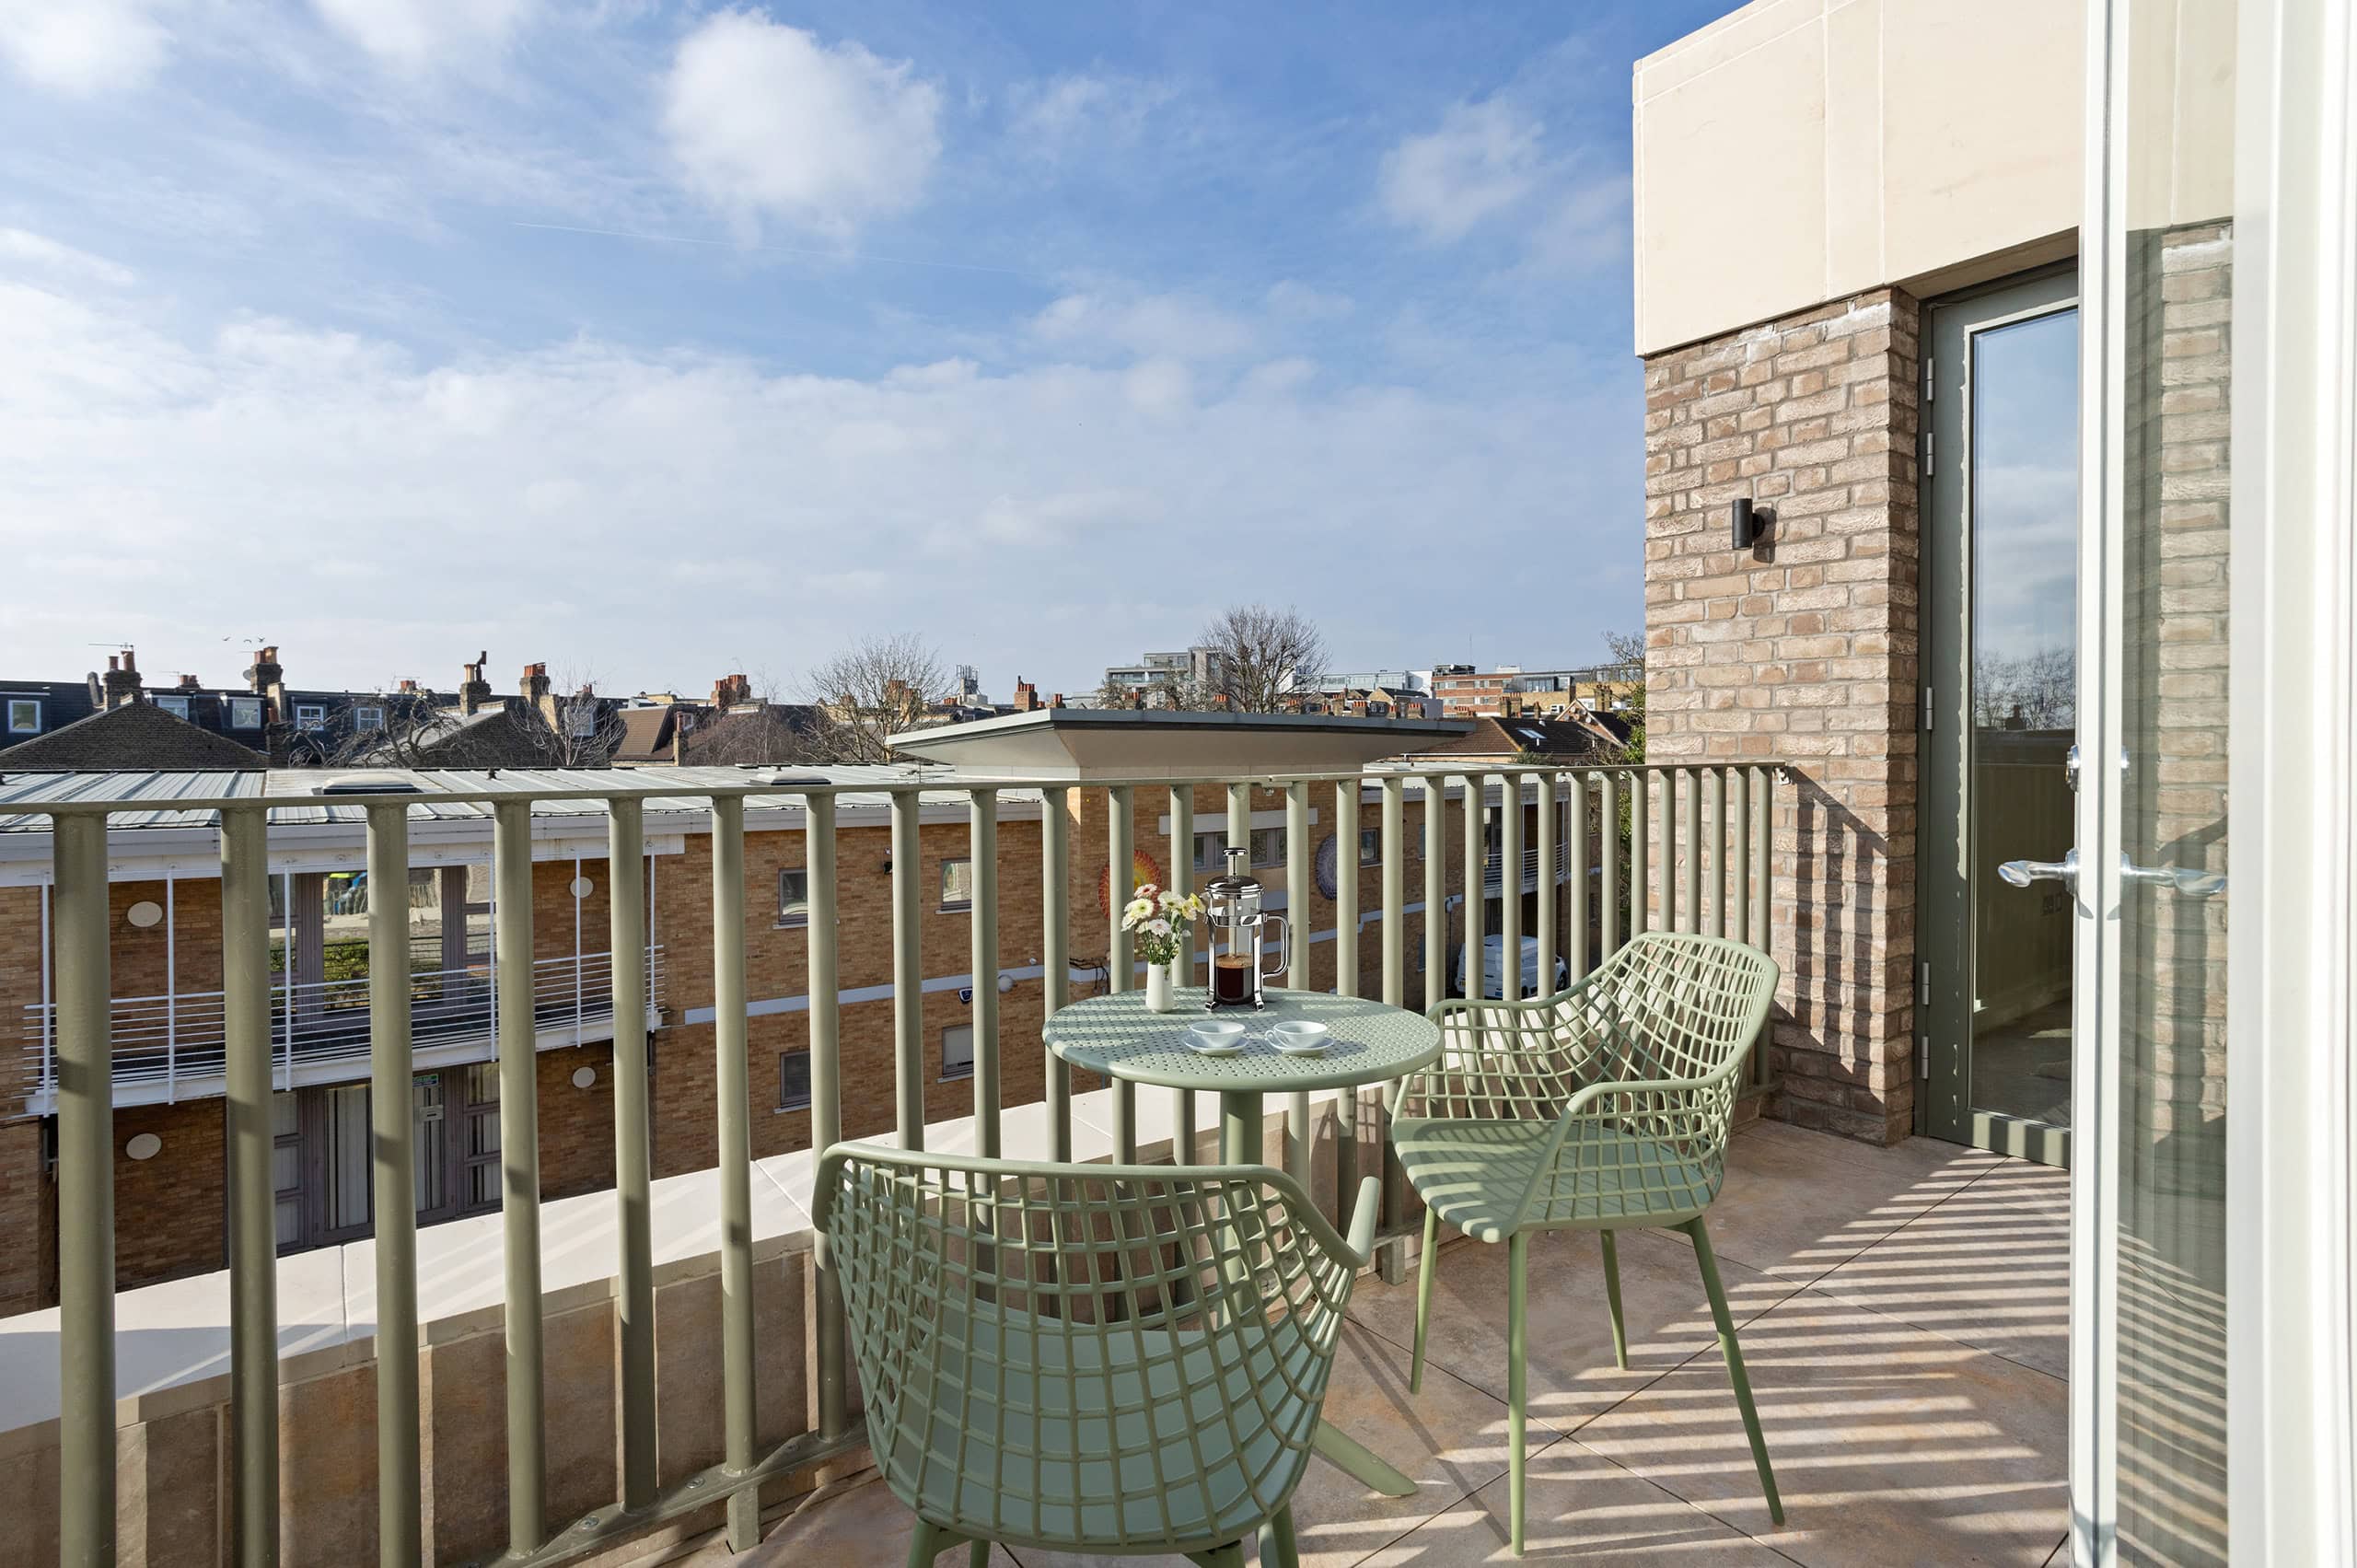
0,764,1050,835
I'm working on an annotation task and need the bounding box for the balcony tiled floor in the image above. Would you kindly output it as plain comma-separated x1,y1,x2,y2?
713,1121,2071,1567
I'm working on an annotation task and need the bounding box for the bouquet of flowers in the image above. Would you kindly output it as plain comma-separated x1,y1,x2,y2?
1120,882,1204,966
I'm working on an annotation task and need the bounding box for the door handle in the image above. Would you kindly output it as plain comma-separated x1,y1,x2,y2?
1998,847,2080,890
2120,855,2227,899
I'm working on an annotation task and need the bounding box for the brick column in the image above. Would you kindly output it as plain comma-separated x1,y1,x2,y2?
1643,288,1922,1144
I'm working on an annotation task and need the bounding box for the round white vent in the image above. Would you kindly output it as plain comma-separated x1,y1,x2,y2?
125,1132,162,1161
571,1066,597,1089
569,877,594,900
125,900,163,929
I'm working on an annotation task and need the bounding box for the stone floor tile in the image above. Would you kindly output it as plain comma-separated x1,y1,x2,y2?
1700,1127,1999,1286
719,1471,1023,1567
1358,1435,1795,1564
1573,1288,2069,1568
1813,1160,2069,1379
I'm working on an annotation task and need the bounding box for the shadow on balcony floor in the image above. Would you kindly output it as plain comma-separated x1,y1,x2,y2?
698,1122,2072,1567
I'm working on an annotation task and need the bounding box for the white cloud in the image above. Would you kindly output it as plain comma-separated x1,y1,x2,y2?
0,279,1631,690
1029,291,1257,362
0,0,171,96
0,227,137,287
309,0,536,74
661,12,942,237
1379,98,1544,242
1007,72,1170,154
1265,280,1353,321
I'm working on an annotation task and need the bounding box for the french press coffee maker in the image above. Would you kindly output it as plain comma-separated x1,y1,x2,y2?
1202,845,1289,1009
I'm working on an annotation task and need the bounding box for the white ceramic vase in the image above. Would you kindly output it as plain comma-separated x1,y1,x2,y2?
1144,961,1177,1013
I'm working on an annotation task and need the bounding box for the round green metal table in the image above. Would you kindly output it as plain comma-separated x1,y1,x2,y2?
1046,984,1443,1499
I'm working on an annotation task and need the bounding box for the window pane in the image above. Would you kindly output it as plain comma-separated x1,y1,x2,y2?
325,1085,371,1229
779,1051,811,1108
275,1197,304,1249
941,1025,973,1079
780,868,808,923
463,1063,499,1106
940,859,973,907
1360,828,1380,865
1252,828,1283,867
467,1160,500,1207
6,700,36,733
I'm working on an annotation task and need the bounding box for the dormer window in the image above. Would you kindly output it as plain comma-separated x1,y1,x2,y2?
295,704,326,731
6,698,39,734
354,706,385,731
157,695,190,719
228,697,262,729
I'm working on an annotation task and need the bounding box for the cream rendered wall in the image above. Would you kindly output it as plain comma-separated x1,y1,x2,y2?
1632,0,2086,354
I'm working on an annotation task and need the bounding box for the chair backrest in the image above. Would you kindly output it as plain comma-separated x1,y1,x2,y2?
1579,931,1780,1094
812,1144,1360,1553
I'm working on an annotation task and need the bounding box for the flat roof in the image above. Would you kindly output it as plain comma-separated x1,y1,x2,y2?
888,708,1472,780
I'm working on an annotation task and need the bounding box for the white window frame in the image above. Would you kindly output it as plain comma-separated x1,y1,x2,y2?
939,858,973,912
778,868,809,927
156,695,190,720
6,697,39,735
294,703,326,731
939,1024,974,1081
354,706,385,732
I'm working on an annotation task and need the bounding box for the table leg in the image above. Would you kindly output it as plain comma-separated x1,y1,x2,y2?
1222,1093,1418,1501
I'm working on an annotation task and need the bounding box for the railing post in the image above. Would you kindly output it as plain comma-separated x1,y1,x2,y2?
1729,766,1750,947
891,788,924,1148
1499,771,1522,1001
1331,779,1358,1002
804,792,848,1438
1422,775,1446,1003
367,802,422,1566
1167,785,1195,1164
1379,775,1405,1007
709,795,761,1551
1283,783,1309,993
1704,768,1724,937
54,810,115,1568
221,802,279,1567
1108,785,1135,1160
1620,769,1639,947
1753,767,1776,1086
1568,773,1591,978
968,788,1000,1159
607,797,657,1509
1462,775,1486,1001
1041,787,1072,1163
493,798,546,1559
1534,772,1556,994
1679,769,1701,935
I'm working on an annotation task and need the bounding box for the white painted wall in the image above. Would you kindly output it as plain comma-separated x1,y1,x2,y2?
1632,0,2087,354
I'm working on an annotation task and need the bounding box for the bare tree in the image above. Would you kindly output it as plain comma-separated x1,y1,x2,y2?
797,633,950,762
679,669,817,767
517,671,626,768
1199,603,1328,714
1599,629,1647,764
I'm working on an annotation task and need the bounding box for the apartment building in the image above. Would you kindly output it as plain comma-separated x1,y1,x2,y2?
0,757,1573,1314
1098,645,1224,703
1428,661,1643,718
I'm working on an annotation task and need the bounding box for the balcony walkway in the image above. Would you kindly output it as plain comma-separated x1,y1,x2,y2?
708,1121,2069,1568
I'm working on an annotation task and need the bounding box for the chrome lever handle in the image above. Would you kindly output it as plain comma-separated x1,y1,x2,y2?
2120,855,2227,898
1998,847,2079,890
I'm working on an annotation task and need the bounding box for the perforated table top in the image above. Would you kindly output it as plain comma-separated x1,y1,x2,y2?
1045,987,1443,1095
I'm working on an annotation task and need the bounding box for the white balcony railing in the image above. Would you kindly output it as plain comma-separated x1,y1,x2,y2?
21,947,663,1109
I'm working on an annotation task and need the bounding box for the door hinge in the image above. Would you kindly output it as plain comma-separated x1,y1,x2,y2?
1922,428,1935,475
1922,354,1933,400
1922,686,1933,731
1919,960,1931,1006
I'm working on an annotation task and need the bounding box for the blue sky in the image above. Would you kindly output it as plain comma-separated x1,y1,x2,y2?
0,0,1736,700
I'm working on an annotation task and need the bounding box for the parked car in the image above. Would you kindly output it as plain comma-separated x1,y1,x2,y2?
1452,934,1571,1000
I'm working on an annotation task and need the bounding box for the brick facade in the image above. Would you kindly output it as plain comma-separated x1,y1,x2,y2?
1643,287,1923,1144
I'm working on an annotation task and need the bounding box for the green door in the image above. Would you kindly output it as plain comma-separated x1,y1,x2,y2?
1920,268,2080,1167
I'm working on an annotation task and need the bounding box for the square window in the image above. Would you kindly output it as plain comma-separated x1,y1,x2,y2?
294,703,325,731
778,867,809,926
939,858,973,911
228,696,261,728
156,695,189,720
6,698,38,735
1251,828,1283,868
778,1051,811,1110
1360,828,1380,866
940,1025,973,1081
567,705,596,738
354,706,384,731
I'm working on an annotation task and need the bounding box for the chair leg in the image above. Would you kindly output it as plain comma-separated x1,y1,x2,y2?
968,1541,990,1567
1411,1206,1439,1394
1685,1217,1783,1526
1186,1542,1248,1568
1599,1228,1630,1371
907,1519,959,1567
1507,1230,1528,1557
1257,1503,1302,1568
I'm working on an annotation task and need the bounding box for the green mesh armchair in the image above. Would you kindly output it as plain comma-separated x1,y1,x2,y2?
1389,931,1783,1554
813,1144,1382,1568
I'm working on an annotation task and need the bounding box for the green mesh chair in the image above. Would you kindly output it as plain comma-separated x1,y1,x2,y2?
1388,930,1783,1554
813,1143,1382,1568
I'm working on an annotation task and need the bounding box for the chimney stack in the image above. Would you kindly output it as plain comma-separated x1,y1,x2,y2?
1012,679,1039,713
711,673,750,711
459,651,492,716
243,645,287,726
176,673,200,691
1050,692,1065,708
521,662,550,703
101,651,143,709
398,679,418,694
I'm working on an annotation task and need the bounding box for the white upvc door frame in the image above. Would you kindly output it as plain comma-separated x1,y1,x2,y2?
2224,0,2357,1562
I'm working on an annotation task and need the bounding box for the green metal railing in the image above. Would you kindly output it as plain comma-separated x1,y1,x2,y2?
35,759,1780,1565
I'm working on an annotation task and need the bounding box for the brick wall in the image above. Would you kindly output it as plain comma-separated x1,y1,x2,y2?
1644,287,1923,1143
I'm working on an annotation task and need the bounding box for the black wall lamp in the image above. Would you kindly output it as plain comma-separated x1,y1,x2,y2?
1730,496,1771,551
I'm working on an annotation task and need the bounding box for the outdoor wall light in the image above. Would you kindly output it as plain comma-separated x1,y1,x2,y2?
126,900,163,929
1731,497,1762,550
998,973,1015,994
125,1132,162,1161
572,1065,598,1089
